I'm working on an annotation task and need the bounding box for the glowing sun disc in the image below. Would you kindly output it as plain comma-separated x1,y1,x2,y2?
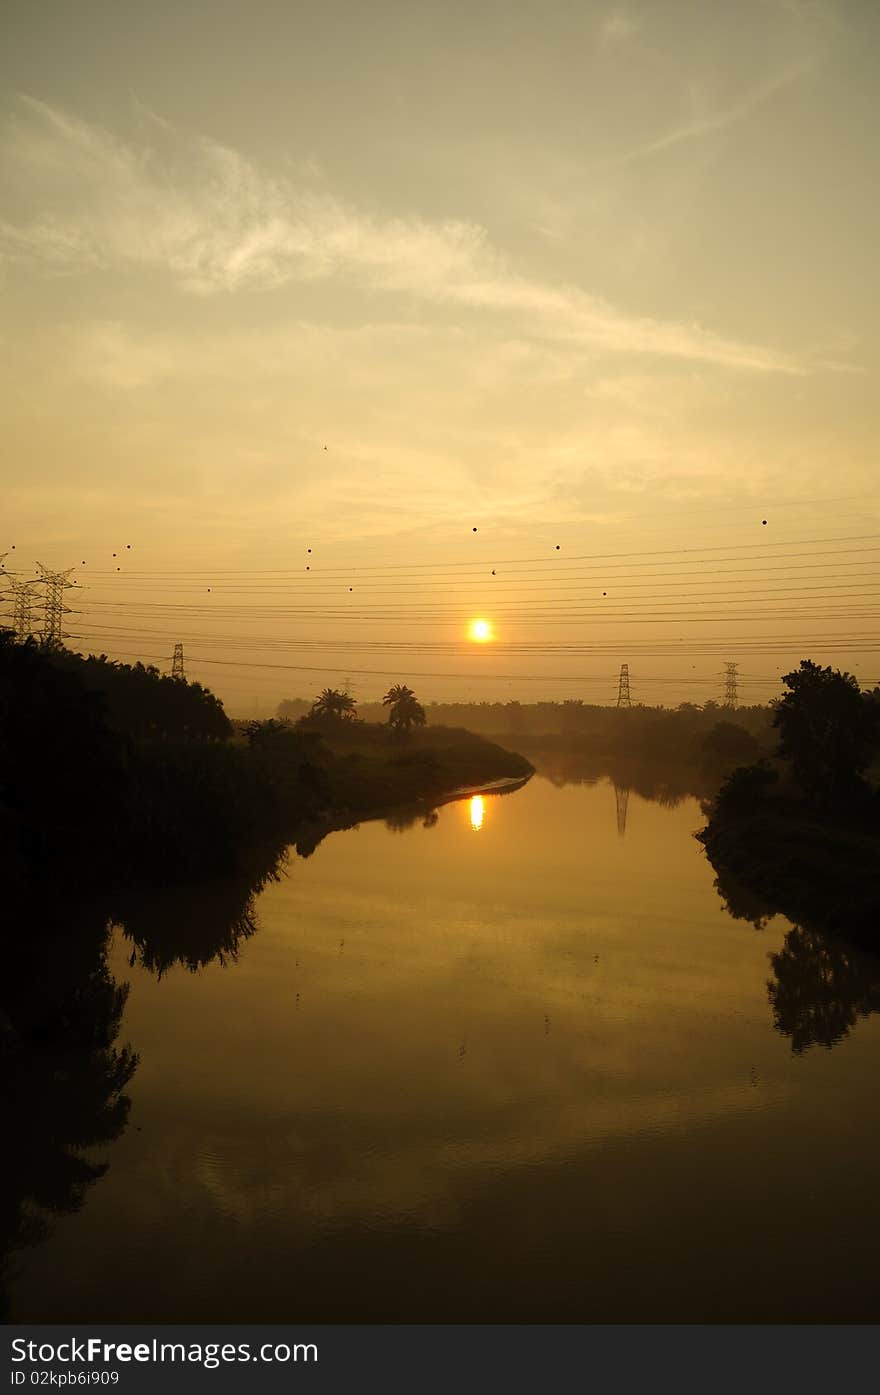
469,618,492,642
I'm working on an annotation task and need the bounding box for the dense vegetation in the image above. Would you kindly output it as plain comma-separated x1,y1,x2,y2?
699,662,880,942
0,638,531,898
281,693,773,783
280,692,771,738
289,711,532,817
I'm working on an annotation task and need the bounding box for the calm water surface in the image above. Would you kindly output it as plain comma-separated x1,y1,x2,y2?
10,774,880,1321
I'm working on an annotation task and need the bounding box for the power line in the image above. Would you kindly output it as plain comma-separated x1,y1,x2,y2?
78,548,880,585
75,588,880,612
23,529,878,705
53,648,815,686
72,624,880,655
63,530,880,576
76,573,880,603
71,611,880,628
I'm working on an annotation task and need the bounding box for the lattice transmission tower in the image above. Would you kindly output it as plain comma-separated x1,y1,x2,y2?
171,642,186,680
35,563,75,643
0,554,10,631
723,662,738,709
616,663,632,708
11,579,41,642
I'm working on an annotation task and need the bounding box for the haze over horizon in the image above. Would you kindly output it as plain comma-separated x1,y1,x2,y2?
2,0,878,710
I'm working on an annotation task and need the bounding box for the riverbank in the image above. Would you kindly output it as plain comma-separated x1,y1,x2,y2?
290,770,532,858
0,636,534,915
310,725,533,819
3,697,533,898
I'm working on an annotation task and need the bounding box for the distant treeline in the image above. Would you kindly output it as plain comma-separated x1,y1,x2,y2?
279,694,771,735
277,695,774,771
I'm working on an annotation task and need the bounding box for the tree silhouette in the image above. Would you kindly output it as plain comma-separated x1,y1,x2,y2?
44,648,231,742
382,684,426,735
309,688,358,723
0,633,127,874
773,660,877,808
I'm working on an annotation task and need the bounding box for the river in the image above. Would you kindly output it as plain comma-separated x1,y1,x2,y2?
7,769,880,1322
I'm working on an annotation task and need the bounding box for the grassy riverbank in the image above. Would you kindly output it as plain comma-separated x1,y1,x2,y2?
306,721,533,816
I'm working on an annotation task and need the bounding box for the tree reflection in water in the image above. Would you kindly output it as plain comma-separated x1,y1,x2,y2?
0,838,292,1314
768,927,880,1054
0,899,138,1319
712,855,880,1053
526,749,708,807
532,750,880,1055
115,853,284,976
6,767,878,1323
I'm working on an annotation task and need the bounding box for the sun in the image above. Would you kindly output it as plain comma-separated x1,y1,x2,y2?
469,618,493,642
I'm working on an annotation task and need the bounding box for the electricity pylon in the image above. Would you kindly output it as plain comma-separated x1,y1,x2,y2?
171,642,186,680
723,662,738,709
0,554,10,629
616,663,632,708
11,579,40,642
35,563,75,643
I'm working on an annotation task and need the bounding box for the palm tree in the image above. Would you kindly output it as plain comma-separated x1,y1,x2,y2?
309,688,358,722
383,683,426,735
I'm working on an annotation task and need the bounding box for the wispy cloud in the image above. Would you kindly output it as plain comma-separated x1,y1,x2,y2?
607,61,813,167
0,96,820,374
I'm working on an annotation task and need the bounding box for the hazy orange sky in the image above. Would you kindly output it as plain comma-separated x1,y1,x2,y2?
1,0,877,710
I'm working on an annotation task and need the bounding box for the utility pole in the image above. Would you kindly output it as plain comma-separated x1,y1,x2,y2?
723,662,738,709
171,642,186,680
35,563,75,644
616,663,632,708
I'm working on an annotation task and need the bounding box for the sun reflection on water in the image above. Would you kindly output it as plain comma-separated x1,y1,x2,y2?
469,795,484,832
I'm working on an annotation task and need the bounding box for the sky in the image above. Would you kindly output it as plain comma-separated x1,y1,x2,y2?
1,0,878,711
